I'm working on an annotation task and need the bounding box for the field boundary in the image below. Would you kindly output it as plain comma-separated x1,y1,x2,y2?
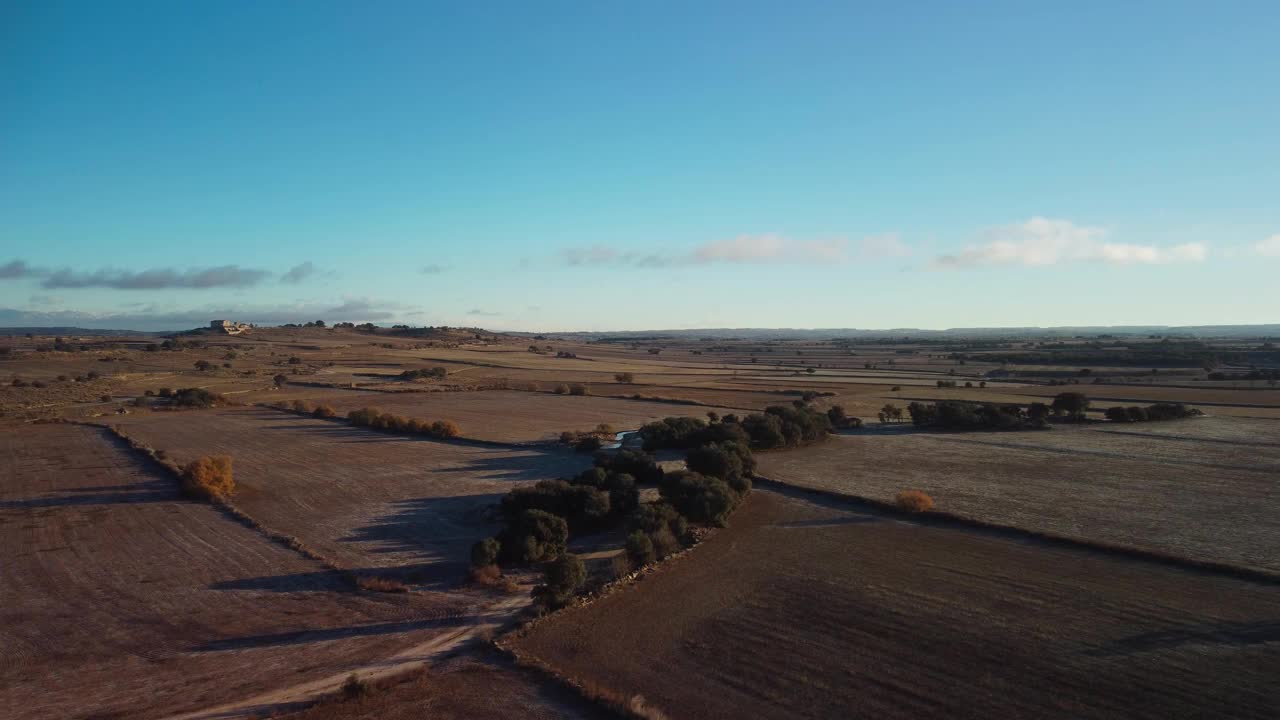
81,420,355,579
751,475,1280,585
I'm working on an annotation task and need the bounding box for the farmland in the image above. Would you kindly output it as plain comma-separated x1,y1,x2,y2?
509,488,1280,720
2,325,1279,718
108,407,592,576
0,424,493,720
757,415,1280,572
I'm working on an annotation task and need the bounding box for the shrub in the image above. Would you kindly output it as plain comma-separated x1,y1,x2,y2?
273,373,288,387
100,394,113,402
658,471,739,526
194,360,214,372
172,387,223,408
1105,406,1131,422
615,372,635,384
574,435,603,453
341,674,372,700
502,480,610,533
625,530,656,567
312,404,336,419
568,383,588,396
158,387,173,398
355,575,407,592
537,553,586,608
895,489,934,513
554,384,570,394
292,399,314,413
182,455,235,501
597,449,664,485
500,509,568,564
649,526,682,559
471,537,501,568
431,419,460,437
347,406,383,426
686,441,755,485
630,502,688,542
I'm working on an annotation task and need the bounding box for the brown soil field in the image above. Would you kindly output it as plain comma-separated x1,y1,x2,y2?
310,390,741,443
757,416,1280,572
0,424,485,720
281,656,610,720
510,488,1280,720
107,408,591,578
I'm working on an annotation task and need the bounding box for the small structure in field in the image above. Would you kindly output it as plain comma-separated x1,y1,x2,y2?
210,320,251,335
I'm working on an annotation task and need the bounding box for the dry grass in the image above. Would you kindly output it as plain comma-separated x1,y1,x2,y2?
181,455,235,501
354,575,408,593
894,489,933,513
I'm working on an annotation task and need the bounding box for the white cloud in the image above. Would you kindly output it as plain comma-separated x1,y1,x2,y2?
932,217,1208,269
692,235,849,264
559,233,905,269
1255,234,1280,257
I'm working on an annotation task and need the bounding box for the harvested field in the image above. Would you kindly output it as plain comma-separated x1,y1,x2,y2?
313,390,740,444
757,416,1280,572
0,424,481,720
107,407,591,578
281,656,611,720
510,488,1280,720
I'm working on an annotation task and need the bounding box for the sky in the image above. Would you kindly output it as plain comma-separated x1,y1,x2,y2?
2,1,1278,332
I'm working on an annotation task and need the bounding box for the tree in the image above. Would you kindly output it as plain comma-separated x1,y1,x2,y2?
614,372,635,384
194,360,214,371
471,537,501,568
1051,392,1090,421
538,554,586,608
273,374,288,387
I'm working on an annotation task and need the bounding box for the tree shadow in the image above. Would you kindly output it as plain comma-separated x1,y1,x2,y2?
194,615,472,652
210,568,354,593
340,494,501,591
0,477,175,509
1085,620,1280,657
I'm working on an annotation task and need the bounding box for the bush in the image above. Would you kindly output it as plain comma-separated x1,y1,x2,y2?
597,449,664,485
182,455,235,501
312,404,336,419
553,384,570,394
568,383,588,396
501,509,568,564
471,537,501,568
625,530,656,567
686,441,755,485
273,374,288,387
502,480,610,533
630,502,688,541
537,553,586,608
399,367,448,381
431,419,461,437
341,674,372,700
574,435,604,453
355,575,407,592
895,489,934,513
172,387,223,408
1051,392,1090,420
659,471,740,526
292,399,314,413
614,372,635,384
1105,406,1131,422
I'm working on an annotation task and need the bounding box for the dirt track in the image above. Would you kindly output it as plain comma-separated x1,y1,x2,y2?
511,488,1280,720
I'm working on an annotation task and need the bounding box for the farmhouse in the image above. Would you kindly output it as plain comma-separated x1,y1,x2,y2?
210,319,251,335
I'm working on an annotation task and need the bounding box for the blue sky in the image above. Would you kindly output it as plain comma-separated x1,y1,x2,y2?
2,1,1277,331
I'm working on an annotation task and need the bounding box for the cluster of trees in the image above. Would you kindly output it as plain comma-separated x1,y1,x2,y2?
825,405,863,429
553,383,589,395
274,399,338,419
559,423,615,452
474,439,757,610
1104,403,1202,423
172,387,225,408
640,406,831,451
906,400,1043,430
556,351,578,358
345,406,460,438
398,367,448,381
